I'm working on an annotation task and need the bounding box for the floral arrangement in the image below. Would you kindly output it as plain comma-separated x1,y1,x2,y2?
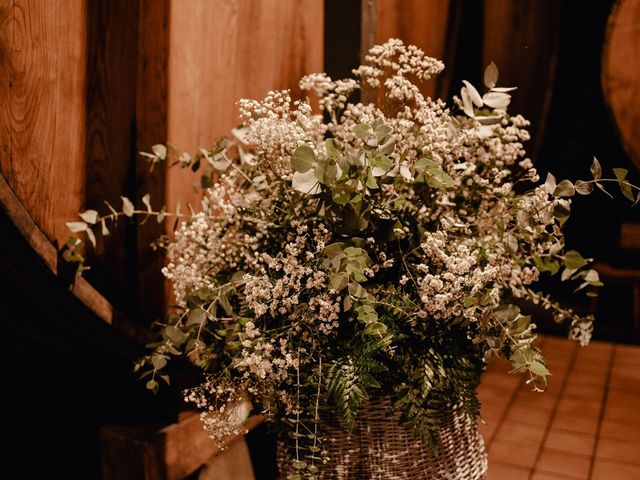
66,39,638,477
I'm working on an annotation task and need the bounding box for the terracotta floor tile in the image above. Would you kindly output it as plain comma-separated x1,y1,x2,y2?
489,438,539,469
609,372,640,393
544,429,595,456
551,414,599,436
543,336,578,353
604,397,640,424
614,344,640,364
571,365,609,379
485,461,531,480
531,473,578,480
516,389,559,409
612,363,640,378
562,382,604,402
565,371,608,388
478,382,519,402
482,338,640,480
535,449,590,479
495,422,547,445
504,404,553,428
591,459,640,480
481,400,510,422
479,419,499,443
557,397,602,418
599,418,640,442
595,436,640,465
582,340,615,357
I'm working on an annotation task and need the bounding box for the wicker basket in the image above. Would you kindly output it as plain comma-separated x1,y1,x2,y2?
276,396,487,479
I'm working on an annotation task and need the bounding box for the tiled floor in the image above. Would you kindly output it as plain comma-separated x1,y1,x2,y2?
479,335,640,480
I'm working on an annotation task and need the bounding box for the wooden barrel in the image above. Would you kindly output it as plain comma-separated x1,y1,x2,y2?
602,0,640,170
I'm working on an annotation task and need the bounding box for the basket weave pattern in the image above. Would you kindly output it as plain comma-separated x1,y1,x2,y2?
277,396,487,479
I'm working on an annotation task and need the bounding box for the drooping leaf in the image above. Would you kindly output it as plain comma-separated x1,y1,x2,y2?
462,80,483,107
142,193,152,212
292,145,316,173
482,91,510,110
292,169,321,194
374,123,392,142
544,173,556,195
328,272,349,291
613,168,634,201
187,308,207,326
563,250,588,270
66,221,88,232
325,138,341,158
460,86,475,117
122,196,135,217
574,180,594,195
484,61,498,88
151,144,167,159
553,179,575,198
79,210,98,224
85,228,96,247
353,123,372,140
590,156,602,180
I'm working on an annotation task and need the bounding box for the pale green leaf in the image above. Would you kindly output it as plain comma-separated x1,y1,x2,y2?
121,196,135,217
292,145,316,173
590,156,602,180
66,221,88,233
79,210,98,224
292,169,321,194
574,180,593,195
152,144,167,159
142,193,152,212
563,250,588,270
484,61,498,88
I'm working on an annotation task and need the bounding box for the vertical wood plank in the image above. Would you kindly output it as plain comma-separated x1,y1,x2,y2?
483,0,561,160
136,0,170,320
0,0,11,169
166,0,324,211
360,0,454,99
83,0,140,304
2,0,87,247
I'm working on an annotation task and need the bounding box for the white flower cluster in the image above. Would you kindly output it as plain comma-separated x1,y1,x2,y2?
151,40,601,463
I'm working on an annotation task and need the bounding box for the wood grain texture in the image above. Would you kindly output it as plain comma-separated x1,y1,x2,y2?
84,0,140,306
1,0,87,247
166,0,324,211
0,169,150,344
483,0,560,159
100,412,263,480
602,0,640,170
363,0,453,99
136,0,170,321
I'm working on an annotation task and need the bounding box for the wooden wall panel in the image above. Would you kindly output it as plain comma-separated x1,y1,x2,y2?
483,0,560,158
84,0,139,305
0,0,87,247
602,0,640,170
166,0,324,210
361,0,454,100
136,0,170,320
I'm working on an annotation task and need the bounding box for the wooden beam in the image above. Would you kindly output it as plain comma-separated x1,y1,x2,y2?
0,171,150,344
100,411,263,480
135,0,171,322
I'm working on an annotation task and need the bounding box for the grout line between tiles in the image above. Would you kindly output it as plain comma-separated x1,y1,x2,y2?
527,339,579,480
587,344,616,480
